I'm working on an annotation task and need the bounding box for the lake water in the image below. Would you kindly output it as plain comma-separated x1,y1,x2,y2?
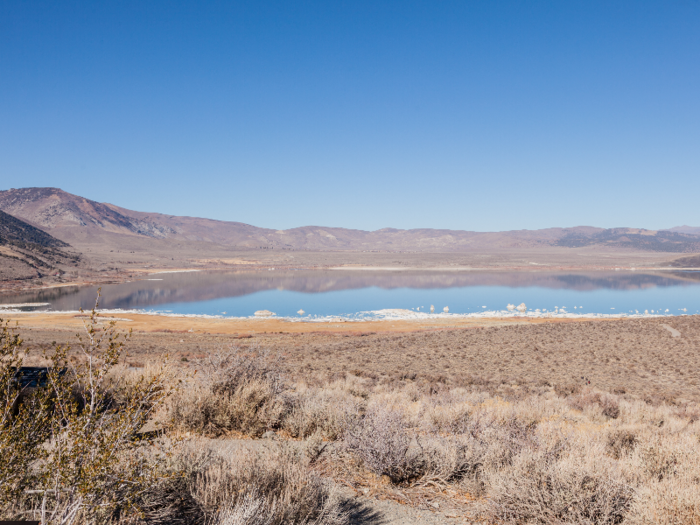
1,269,699,319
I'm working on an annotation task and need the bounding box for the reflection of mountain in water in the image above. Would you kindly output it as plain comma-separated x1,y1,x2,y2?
2,270,700,311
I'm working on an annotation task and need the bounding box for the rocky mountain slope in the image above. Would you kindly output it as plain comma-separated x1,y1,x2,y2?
0,187,699,254
0,208,80,282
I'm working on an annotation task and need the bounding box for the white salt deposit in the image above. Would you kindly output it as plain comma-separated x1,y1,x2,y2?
0,303,50,309
662,324,681,338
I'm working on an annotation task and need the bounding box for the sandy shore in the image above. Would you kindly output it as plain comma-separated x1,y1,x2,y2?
2,311,614,335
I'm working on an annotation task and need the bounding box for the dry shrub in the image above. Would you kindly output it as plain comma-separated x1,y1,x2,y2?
125,444,208,525
554,382,581,397
626,435,700,524
638,439,682,482
283,385,362,440
207,491,273,525
567,389,602,412
417,434,485,488
183,440,347,525
627,480,700,525
0,319,50,511
476,414,539,474
606,429,638,459
601,396,621,419
674,404,700,424
343,402,422,483
568,389,620,419
164,362,700,524
170,381,286,437
203,346,284,397
332,374,372,400
483,437,633,525
169,346,289,437
420,390,474,434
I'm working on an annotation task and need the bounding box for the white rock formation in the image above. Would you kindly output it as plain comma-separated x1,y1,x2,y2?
254,310,275,317
516,303,527,313
297,309,305,315
443,306,449,313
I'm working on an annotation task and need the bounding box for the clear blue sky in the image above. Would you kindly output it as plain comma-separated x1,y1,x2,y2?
1,1,699,232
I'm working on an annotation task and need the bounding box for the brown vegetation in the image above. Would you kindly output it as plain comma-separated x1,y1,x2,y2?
4,312,700,523
166,343,700,523
17,313,697,402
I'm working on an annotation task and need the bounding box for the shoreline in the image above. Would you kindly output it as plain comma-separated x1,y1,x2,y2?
329,265,700,272
1,310,683,336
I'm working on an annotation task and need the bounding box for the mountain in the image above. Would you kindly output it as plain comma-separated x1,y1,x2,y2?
0,208,79,282
1,187,699,254
0,207,68,248
668,254,700,268
667,226,700,236
554,227,700,253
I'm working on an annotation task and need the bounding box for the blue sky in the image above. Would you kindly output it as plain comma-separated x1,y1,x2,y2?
1,1,699,232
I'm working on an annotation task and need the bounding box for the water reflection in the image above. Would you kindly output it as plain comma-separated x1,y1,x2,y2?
1,270,699,317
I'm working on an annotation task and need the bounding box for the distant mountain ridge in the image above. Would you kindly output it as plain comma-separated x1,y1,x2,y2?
0,187,699,253
668,226,700,236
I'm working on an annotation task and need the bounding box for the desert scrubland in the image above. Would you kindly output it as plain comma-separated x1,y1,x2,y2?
3,310,700,524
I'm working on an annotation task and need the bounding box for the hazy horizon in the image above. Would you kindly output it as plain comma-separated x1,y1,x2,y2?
4,185,700,234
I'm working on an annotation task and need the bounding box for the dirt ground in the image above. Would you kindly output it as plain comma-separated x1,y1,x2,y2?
7,312,699,404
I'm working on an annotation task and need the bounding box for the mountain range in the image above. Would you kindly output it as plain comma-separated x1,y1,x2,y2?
1,187,699,254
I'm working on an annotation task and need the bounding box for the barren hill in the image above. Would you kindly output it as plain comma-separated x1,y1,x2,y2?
668,226,700,236
2,187,699,256
0,208,80,282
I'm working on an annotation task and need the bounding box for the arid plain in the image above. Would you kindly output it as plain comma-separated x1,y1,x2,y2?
9,310,699,404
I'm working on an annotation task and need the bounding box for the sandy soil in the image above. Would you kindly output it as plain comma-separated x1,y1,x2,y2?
1,311,588,335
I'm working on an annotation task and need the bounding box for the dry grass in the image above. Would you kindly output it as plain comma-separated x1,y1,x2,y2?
343,401,420,483
164,348,700,524
169,346,289,437
9,316,700,523
183,439,348,525
22,315,700,403
284,381,363,440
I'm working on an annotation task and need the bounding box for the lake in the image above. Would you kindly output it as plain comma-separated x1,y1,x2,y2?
1,269,699,319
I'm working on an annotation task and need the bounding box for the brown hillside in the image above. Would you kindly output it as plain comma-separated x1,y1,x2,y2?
0,208,79,282
1,187,699,255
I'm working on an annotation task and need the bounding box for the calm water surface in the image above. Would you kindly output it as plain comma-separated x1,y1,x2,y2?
2,270,700,318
